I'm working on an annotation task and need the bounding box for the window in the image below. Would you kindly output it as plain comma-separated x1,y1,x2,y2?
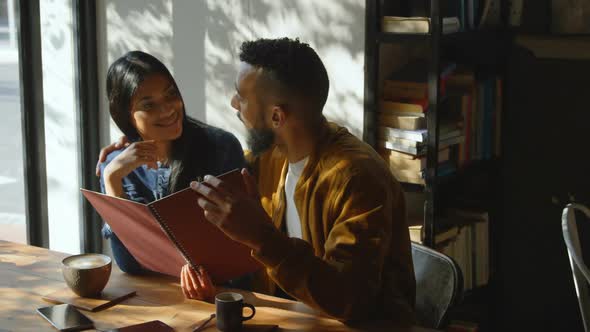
0,0,26,244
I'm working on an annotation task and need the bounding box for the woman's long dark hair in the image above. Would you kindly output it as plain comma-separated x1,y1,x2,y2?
106,51,207,193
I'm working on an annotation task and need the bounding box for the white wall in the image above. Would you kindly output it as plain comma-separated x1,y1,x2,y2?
97,0,366,147
40,0,81,254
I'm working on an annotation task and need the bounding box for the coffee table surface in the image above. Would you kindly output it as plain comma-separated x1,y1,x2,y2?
0,240,439,332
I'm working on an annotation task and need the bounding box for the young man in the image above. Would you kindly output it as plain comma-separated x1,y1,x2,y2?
187,38,415,322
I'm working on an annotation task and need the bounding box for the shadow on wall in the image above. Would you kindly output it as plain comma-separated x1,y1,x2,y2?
104,0,209,135
105,1,174,66
102,0,365,145
205,0,366,141
104,0,175,141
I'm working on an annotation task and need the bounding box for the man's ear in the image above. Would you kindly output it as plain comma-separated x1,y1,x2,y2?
270,105,286,129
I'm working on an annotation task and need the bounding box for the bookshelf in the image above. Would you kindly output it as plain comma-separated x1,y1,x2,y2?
364,0,508,248
364,1,512,329
364,0,445,248
363,0,513,331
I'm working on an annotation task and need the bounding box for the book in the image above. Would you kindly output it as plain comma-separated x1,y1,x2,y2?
379,99,428,115
387,160,457,185
379,128,427,142
379,126,463,143
484,78,495,160
470,83,478,161
390,168,425,185
382,85,429,100
379,135,464,155
380,141,422,155
447,208,490,288
461,94,473,164
378,135,423,150
383,61,456,100
478,0,502,28
436,224,474,291
82,169,260,283
444,17,462,34
379,135,464,158
381,16,461,34
381,16,430,34
466,0,475,29
378,113,426,130
408,213,463,246
495,78,502,157
409,224,459,245
447,68,476,90
388,60,457,82
474,216,489,287
421,161,458,179
381,148,451,172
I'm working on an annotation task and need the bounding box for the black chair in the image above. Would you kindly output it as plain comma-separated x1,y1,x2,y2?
411,242,463,329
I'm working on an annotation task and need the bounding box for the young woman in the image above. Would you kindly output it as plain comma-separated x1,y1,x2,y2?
99,51,247,301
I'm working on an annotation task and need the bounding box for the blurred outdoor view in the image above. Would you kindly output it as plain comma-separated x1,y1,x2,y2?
0,0,26,244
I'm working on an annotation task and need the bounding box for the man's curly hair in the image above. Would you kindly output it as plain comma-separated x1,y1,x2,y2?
239,38,329,114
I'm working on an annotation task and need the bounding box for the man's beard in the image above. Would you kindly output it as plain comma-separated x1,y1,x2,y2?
237,111,275,156
246,127,275,156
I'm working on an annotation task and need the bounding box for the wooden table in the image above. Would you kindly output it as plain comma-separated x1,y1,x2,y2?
0,241,438,332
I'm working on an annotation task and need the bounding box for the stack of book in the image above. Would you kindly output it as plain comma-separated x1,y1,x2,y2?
378,63,503,185
381,149,452,185
378,60,464,185
379,125,464,156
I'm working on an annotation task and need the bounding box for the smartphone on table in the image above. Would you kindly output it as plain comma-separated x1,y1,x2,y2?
36,304,94,331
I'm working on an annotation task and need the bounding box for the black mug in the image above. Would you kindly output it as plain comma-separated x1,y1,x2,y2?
215,292,256,331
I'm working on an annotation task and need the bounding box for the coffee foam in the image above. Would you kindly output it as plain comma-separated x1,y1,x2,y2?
64,254,110,269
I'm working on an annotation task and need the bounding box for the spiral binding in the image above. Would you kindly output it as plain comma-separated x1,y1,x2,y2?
148,204,200,272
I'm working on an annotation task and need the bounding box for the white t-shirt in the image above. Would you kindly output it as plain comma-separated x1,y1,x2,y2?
284,157,308,239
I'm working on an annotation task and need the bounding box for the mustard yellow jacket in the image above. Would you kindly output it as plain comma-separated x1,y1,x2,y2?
247,122,415,322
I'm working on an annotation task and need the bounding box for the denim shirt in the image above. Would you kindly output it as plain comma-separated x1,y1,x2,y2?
99,158,172,238
98,123,247,278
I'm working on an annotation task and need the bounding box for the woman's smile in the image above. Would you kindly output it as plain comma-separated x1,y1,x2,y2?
157,111,180,127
